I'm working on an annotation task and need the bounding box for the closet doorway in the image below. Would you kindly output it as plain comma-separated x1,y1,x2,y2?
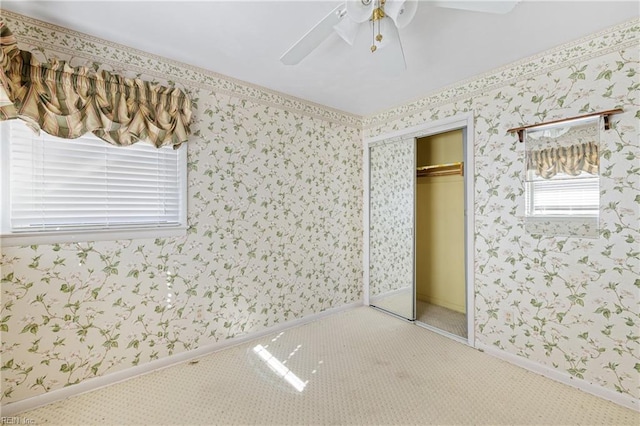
364,113,475,346
415,130,467,339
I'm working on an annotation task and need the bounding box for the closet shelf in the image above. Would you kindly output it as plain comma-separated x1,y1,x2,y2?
417,162,464,178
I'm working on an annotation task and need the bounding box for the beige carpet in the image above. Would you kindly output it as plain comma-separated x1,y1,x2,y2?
14,307,639,425
370,288,413,319
416,300,468,338
370,292,467,339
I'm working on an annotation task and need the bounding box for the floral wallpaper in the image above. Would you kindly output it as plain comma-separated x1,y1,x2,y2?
0,11,362,404
366,19,639,401
369,138,414,299
0,8,638,409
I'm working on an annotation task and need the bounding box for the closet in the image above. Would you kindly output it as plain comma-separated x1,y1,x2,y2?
415,131,467,338
366,116,473,344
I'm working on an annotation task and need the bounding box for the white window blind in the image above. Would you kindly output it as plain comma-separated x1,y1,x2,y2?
526,175,599,216
2,120,186,236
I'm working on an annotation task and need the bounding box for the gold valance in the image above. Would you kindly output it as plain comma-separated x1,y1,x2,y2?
526,142,599,179
0,21,19,106
0,22,192,148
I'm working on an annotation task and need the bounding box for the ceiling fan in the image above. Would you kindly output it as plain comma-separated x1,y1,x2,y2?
280,0,522,70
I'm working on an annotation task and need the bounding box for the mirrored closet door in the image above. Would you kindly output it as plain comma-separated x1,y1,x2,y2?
368,137,415,320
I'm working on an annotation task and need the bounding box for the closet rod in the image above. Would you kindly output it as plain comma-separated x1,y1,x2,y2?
416,162,464,177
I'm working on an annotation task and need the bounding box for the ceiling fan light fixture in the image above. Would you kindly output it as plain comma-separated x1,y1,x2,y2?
367,0,415,55
385,0,418,28
280,0,522,70
345,0,375,23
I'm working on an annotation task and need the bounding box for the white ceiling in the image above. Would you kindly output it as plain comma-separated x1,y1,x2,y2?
2,1,638,116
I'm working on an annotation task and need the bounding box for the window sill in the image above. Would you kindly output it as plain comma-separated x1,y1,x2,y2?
0,226,187,247
524,215,599,239
526,215,598,220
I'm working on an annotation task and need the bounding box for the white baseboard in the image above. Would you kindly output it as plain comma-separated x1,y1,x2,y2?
1,301,363,417
476,341,639,412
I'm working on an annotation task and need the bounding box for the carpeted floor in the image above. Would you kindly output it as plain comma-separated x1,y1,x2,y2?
371,291,468,339
369,287,414,320
14,307,639,425
416,300,468,338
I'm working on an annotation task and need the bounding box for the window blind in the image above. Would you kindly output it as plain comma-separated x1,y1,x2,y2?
8,120,183,232
526,175,599,216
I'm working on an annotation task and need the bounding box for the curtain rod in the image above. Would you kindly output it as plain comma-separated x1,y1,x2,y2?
507,108,624,142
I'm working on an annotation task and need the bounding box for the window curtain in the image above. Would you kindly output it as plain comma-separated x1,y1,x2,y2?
0,21,192,148
0,21,19,106
525,115,600,180
526,141,599,179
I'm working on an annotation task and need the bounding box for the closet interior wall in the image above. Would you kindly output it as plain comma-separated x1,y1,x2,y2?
415,130,465,314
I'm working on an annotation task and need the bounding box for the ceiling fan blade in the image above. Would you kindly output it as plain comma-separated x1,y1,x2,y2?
334,16,361,46
280,4,347,65
431,0,521,14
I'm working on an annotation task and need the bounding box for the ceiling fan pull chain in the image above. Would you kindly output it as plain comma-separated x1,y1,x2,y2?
370,0,385,53
371,13,377,52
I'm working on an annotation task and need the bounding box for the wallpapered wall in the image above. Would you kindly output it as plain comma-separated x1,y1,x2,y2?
1,10,638,407
365,20,639,401
0,12,363,404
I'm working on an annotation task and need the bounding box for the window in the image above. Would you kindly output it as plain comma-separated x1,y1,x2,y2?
526,174,599,217
1,120,187,245
523,116,600,238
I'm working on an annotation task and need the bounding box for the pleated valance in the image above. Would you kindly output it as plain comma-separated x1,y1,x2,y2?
0,21,19,106
0,21,192,148
526,141,599,179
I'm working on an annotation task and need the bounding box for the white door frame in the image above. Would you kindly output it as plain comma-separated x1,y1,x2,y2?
363,112,476,347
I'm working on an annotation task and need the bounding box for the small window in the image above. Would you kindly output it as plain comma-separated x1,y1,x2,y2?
524,116,600,238
0,120,187,245
526,174,599,217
